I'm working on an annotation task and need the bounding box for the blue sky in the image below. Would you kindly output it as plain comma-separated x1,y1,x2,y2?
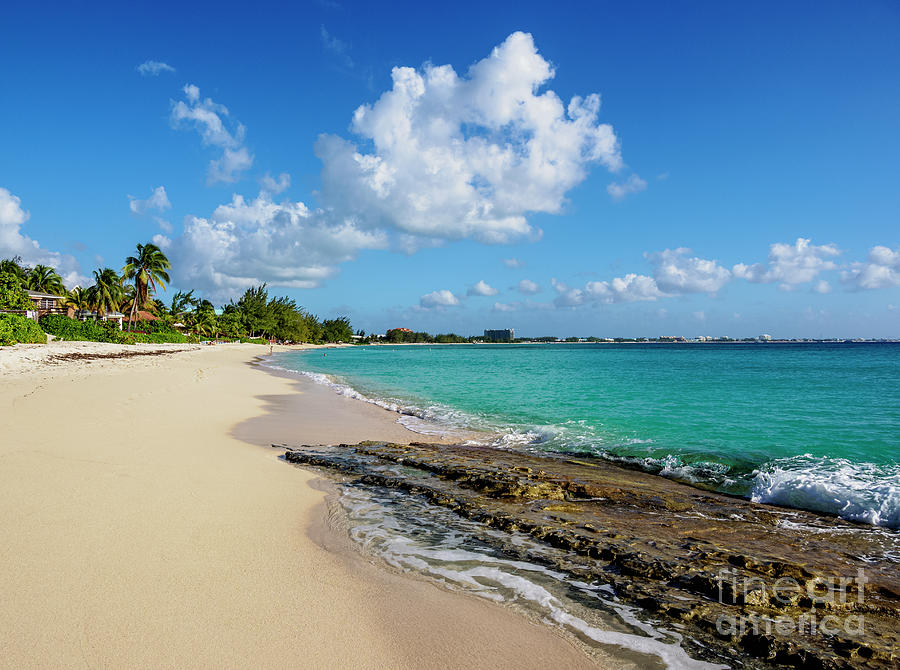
1,0,898,337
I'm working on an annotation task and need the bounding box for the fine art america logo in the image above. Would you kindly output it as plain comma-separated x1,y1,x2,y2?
715,568,868,637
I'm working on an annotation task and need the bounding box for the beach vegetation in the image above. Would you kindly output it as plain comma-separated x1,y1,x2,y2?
169,290,198,318
25,265,66,295
232,284,275,338
0,257,29,282
90,268,125,316
321,317,353,343
122,243,171,329
0,267,34,311
62,286,93,315
3,244,356,345
39,314,133,344
0,313,46,346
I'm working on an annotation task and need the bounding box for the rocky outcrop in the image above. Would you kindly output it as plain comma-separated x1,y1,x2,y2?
281,441,900,669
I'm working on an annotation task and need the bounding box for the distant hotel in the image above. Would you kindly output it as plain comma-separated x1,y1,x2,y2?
483,328,514,342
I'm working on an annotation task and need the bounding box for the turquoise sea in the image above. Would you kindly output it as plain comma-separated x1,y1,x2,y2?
269,343,900,529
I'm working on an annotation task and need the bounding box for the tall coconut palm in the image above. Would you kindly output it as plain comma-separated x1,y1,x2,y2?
91,268,124,316
26,264,66,295
122,243,171,330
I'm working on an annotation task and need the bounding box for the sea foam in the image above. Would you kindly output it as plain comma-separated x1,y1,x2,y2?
750,454,900,529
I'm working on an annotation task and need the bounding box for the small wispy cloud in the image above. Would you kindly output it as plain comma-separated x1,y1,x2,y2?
129,186,171,214
260,172,291,194
320,25,353,68
170,84,254,184
492,301,518,313
137,60,175,76
503,258,525,269
607,174,647,200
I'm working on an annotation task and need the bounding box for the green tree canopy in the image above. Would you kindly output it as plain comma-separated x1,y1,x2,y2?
25,264,66,295
90,268,124,316
0,269,33,311
123,243,171,328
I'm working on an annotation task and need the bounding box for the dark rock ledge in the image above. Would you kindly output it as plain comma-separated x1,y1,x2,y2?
280,441,900,669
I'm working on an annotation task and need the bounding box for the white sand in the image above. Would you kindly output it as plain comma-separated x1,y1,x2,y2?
0,342,603,669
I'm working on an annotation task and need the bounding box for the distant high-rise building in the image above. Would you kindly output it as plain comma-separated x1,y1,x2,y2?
484,328,514,342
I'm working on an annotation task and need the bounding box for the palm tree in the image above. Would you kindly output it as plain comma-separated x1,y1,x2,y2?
63,286,92,317
120,283,136,314
170,290,197,318
0,257,28,281
150,298,169,317
91,268,124,316
186,308,217,338
122,243,171,330
26,264,66,295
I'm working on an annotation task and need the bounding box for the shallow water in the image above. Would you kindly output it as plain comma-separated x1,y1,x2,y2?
334,481,729,669
269,342,900,528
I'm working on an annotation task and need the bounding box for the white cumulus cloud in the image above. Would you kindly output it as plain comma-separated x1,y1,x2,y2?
170,84,254,183
646,248,731,294
550,247,727,308
467,280,498,296
733,238,839,287
314,31,622,247
552,274,664,307
137,60,175,76
166,189,386,301
517,279,540,294
841,245,900,290
419,289,460,308
0,187,84,287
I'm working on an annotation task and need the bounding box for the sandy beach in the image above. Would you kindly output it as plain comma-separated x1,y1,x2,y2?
0,342,603,669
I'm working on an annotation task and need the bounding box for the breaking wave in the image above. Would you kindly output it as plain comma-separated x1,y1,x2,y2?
262,358,900,530
750,454,900,529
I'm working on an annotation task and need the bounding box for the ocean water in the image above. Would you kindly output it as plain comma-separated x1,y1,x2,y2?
269,343,900,529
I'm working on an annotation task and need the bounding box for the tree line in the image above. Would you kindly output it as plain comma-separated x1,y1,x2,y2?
0,242,354,344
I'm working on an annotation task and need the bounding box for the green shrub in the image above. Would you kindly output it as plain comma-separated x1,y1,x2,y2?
132,331,188,344
0,313,46,345
0,270,33,311
240,337,268,345
40,314,135,344
130,319,180,335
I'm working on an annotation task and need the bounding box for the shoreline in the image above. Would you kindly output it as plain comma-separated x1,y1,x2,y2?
283,441,900,668
0,341,608,669
261,346,900,532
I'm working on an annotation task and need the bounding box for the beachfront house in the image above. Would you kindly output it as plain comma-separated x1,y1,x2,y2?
25,290,70,318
